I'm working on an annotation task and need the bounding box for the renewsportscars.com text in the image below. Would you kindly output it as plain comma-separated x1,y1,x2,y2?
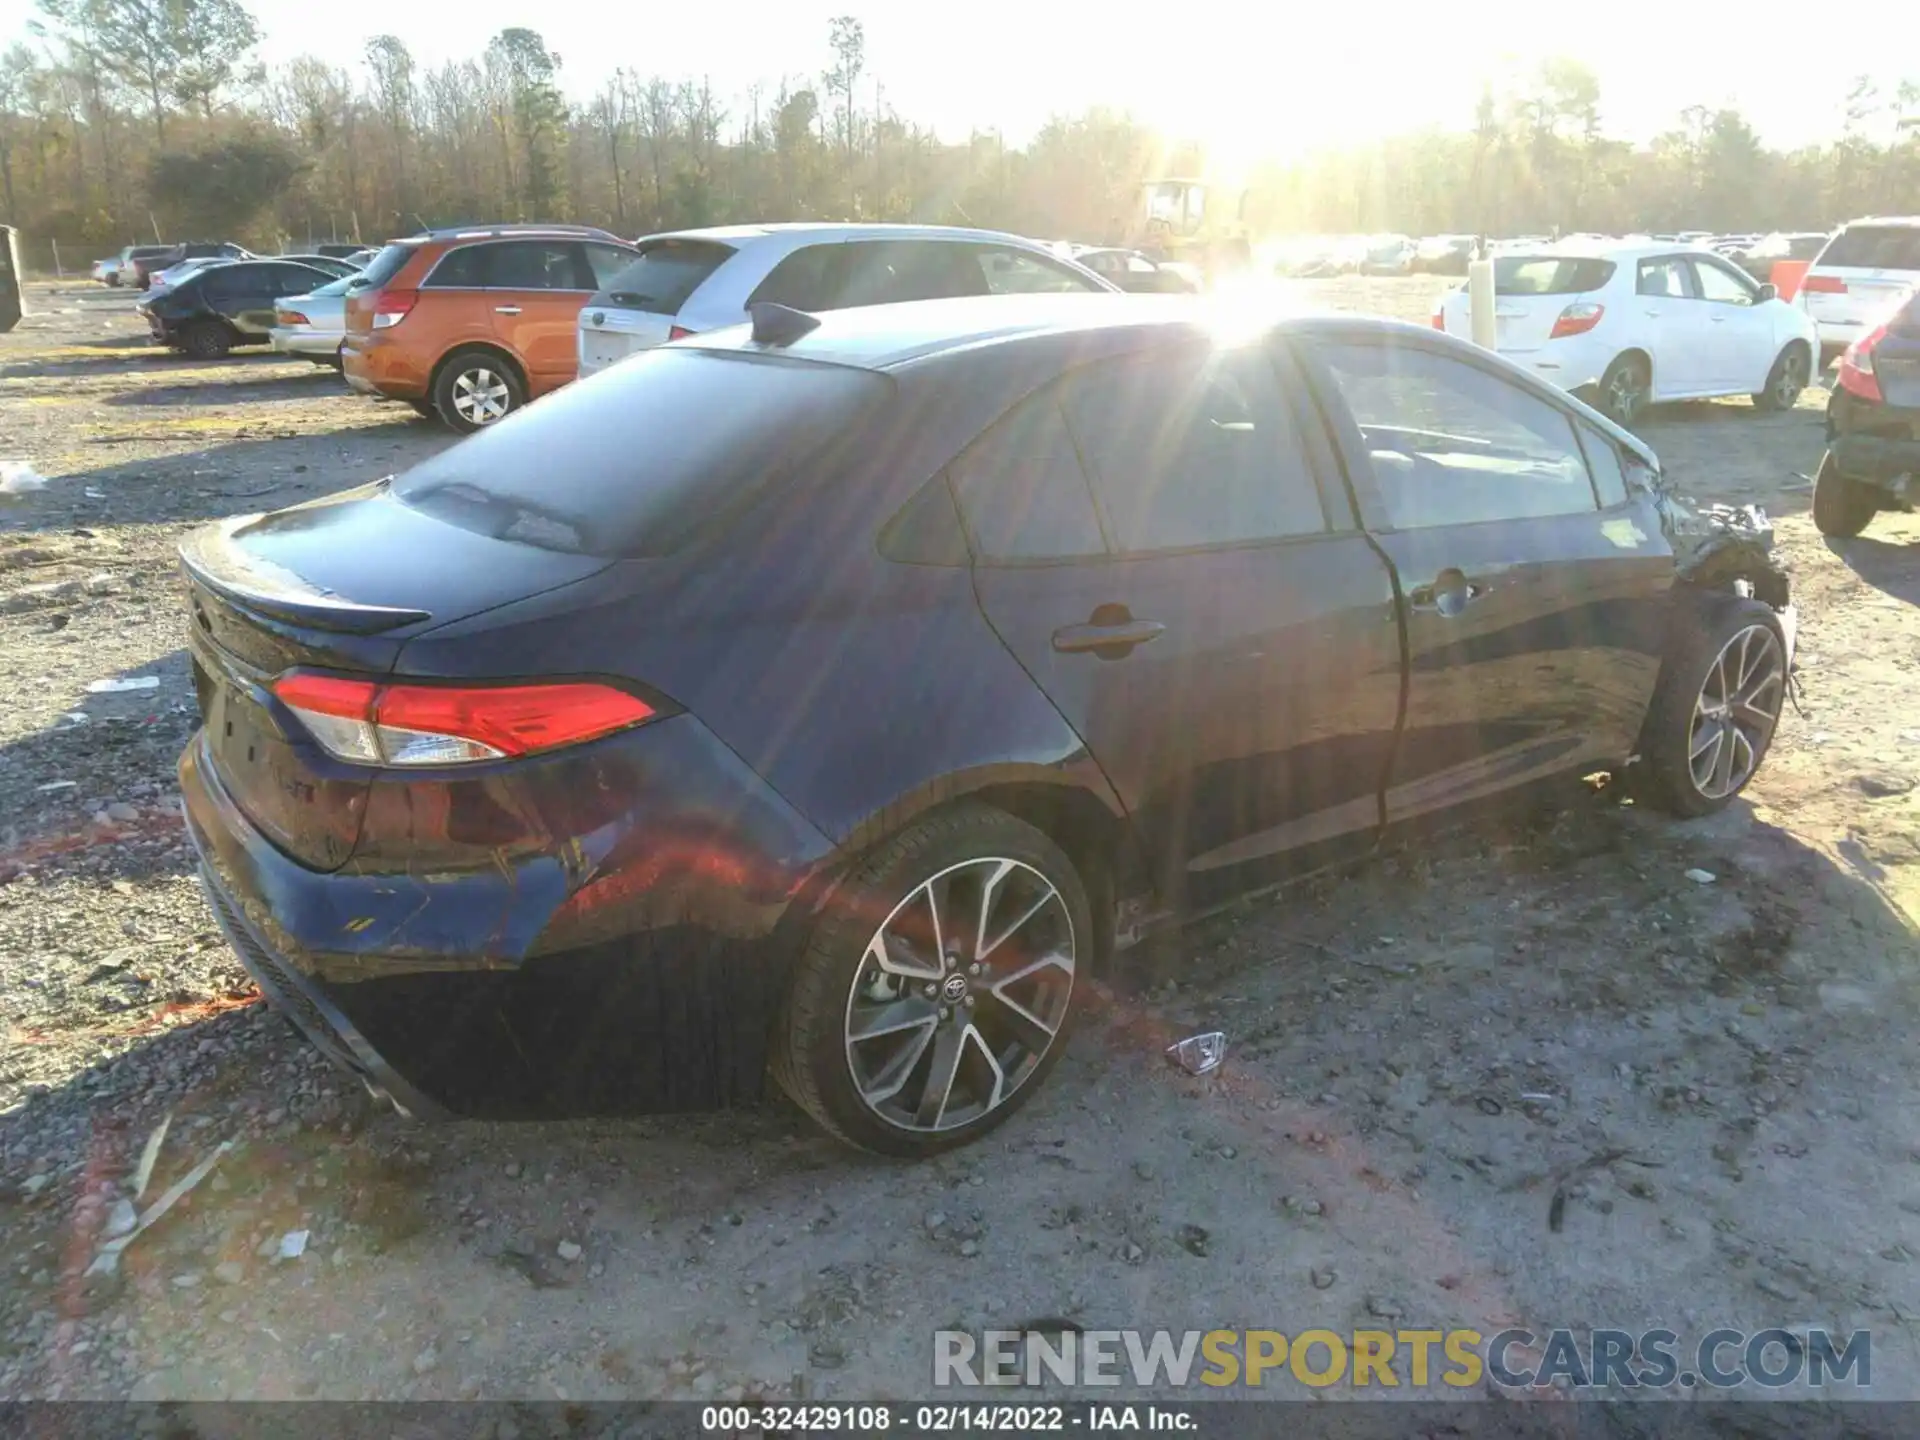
933,1326,1871,1391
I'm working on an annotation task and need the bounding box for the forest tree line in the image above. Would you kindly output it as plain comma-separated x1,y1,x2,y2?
1,2,1917,263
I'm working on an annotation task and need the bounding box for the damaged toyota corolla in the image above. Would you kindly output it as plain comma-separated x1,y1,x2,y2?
176,295,1793,1156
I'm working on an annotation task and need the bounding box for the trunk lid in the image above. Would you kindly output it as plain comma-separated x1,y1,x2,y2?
1436,255,1615,354
181,481,613,870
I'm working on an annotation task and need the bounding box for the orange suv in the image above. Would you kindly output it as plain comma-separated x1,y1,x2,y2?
342,225,639,431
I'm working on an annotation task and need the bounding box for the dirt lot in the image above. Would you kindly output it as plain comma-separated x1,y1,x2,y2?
4,277,1920,1406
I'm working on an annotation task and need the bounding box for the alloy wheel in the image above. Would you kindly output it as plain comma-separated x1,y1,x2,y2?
843,857,1075,1134
1771,354,1806,410
1688,624,1785,800
451,367,511,426
1606,365,1646,425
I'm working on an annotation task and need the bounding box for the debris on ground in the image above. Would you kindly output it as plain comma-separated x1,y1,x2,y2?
1165,1031,1227,1076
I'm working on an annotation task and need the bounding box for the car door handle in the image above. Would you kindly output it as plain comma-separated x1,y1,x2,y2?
1051,619,1166,654
494,305,522,316
1407,572,1487,617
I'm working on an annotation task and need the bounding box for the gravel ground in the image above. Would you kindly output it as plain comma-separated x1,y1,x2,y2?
3,278,1920,1405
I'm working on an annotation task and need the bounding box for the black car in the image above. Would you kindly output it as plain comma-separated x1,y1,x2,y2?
140,259,338,358
135,240,252,289
177,296,1794,1155
1813,287,1920,537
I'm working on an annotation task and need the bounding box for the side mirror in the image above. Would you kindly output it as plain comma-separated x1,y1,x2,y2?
1754,283,1778,304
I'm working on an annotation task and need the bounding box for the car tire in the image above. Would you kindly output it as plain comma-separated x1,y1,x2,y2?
1811,450,1877,538
1751,345,1809,412
771,803,1091,1157
179,321,232,360
1636,594,1788,818
432,349,524,433
106,274,121,289
1597,353,1650,428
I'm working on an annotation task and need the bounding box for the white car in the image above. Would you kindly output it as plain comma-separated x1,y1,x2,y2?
1797,216,1920,365
576,223,1117,380
1435,241,1818,425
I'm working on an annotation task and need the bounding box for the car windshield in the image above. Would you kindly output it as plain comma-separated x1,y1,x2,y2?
393,349,888,557
1495,256,1617,294
1818,226,1920,270
598,238,735,312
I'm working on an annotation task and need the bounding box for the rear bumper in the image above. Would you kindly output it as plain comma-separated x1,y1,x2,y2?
177,714,838,1119
1828,390,1920,491
341,332,429,399
271,325,343,359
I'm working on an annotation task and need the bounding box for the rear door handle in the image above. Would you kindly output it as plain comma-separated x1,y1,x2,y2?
494,306,522,316
1052,619,1165,654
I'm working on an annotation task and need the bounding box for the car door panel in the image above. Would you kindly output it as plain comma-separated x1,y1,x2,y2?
961,345,1402,911
1297,331,1675,830
1690,256,1778,392
486,241,596,392
1636,255,1710,397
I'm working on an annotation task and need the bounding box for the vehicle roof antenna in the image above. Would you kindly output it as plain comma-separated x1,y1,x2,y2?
747,301,822,347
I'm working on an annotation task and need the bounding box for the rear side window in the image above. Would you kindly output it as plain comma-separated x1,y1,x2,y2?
1312,340,1596,531
1494,257,1616,294
392,350,888,558
600,239,735,312
1060,346,1327,552
947,390,1106,563
425,245,490,288
749,245,848,311
1818,226,1920,271
356,242,418,288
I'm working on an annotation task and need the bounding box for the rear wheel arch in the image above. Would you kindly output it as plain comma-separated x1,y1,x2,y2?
428,341,526,398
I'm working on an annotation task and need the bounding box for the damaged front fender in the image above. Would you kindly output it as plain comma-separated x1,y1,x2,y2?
1646,473,1791,611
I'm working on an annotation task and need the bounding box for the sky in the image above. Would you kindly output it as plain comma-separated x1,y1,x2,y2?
3,0,1914,159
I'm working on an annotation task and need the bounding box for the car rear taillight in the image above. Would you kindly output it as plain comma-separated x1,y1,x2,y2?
271,673,657,766
1836,322,1888,404
1430,306,1445,331
667,325,695,341
1549,302,1605,339
1802,274,1847,295
277,310,310,326
371,289,417,329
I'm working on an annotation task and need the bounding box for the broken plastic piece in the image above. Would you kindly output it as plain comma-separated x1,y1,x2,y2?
87,1141,235,1277
1166,1031,1228,1076
132,1112,171,1201
278,1229,309,1261
1685,868,1717,885
0,461,48,496
87,676,160,693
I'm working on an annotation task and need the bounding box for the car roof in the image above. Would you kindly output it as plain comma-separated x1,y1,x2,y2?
1836,215,1920,228
635,221,1056,249
681,293,1429,372
1495,239,1723,261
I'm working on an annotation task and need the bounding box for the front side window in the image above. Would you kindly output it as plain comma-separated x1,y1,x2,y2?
486,241,588,290
947,389,1106,563
1311,339,1596,531
1060,346,1327,552
973,247,1104,295
1691,258,1756,306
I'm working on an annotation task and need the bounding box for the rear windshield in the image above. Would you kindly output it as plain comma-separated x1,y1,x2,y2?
598,238,735,313
357,242,419,288
393,349,887,558
1818,225,1920,271
1495,257,1616,294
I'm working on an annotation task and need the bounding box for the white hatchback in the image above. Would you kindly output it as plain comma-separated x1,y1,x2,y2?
1797,217,1920,364
576,224,1116,380
1435,241,1818,426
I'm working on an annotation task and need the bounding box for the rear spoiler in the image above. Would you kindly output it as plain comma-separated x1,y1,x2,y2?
178,516,431,635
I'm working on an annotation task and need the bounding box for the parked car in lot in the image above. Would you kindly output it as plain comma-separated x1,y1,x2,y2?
176,295,1792,1153
133,242,250,290
90,256,116,283
341,224,638,431
1414,235,1476,275
1732,231,1830,282
1434,241,1817,426
139,259,338,358
274,253,365,277
1360,235,1416,275
1812,288,1920,537
1798,217,1920,366
310,242,368,259
102,245,173,287
271,274,362,367
576,224,1115,383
